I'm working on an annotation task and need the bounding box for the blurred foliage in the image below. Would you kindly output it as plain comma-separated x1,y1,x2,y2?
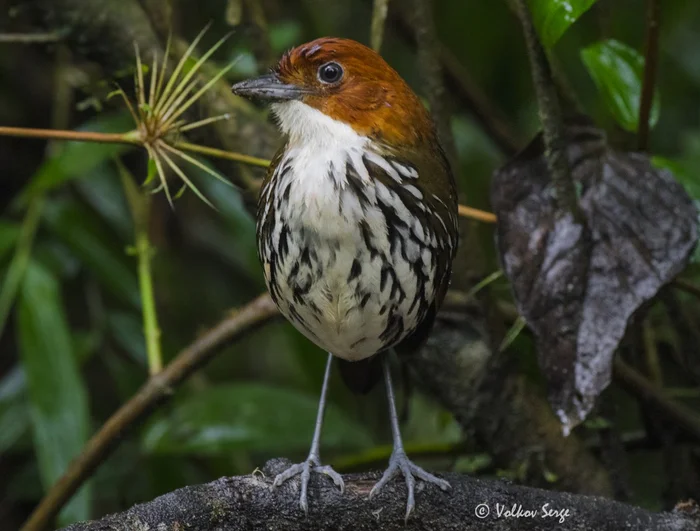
0,0,699,527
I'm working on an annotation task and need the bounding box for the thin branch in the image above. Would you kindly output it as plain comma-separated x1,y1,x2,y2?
333,441,475,472
0,124,498,222
673,278,700,300
19,294,279,531
613,358,700,443
58,460,700,531
0,126,140,144
458,204,497,223
0,32,63,43
370,0,390,52
513,0,581,220
175,141,271,168
637,0,661,152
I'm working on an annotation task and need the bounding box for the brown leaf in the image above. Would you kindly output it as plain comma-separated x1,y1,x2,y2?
491,120,698,433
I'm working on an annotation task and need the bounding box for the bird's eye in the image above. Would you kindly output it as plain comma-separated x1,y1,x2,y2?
317,62,344,84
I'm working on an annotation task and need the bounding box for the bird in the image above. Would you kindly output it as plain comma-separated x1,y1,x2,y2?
231,37,458,519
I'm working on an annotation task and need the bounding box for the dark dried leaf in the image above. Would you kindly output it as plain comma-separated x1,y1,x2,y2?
491,121,698,433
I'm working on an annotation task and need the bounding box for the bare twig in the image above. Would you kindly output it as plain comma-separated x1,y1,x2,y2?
0,32,63,43
613,358,700,443
333,441,475,472
174,141,270,168
370,0,390,52
673,279,700,300
638,0,661,152
512,0,581,220
0,126,139,144
20,294,279,531
58,460,700,531
458,204,497,223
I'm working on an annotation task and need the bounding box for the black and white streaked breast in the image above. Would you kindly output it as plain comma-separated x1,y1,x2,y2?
256,102,457,362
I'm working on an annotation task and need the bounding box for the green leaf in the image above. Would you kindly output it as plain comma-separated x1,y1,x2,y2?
17,261,92,525
17,111,135,203
0,221,21,263
581,39,660,132
0,368,30,453
0,198,44,340
142,384,372,455
42,198,140,308
530,0,599,48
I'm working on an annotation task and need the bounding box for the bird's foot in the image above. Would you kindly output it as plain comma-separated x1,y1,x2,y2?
272,455,345,514
369,449,450,520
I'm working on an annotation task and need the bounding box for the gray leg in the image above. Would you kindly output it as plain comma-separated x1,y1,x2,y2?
272,353,344,514
369,355,450,519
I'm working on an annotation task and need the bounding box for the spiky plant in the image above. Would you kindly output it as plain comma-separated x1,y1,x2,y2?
112,26,243,207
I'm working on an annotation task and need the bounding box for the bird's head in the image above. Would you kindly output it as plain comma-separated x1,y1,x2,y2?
231,37,436,148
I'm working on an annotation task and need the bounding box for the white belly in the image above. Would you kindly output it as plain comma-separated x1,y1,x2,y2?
256,101,442,361
263,224,425,361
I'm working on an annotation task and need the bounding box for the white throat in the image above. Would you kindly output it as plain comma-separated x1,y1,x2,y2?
271,100,367,150
265,100,380,239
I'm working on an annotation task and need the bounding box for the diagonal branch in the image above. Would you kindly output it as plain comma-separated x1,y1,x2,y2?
59,459,700,531
19,294,279,531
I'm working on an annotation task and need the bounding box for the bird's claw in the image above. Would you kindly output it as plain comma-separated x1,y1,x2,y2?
272,456,345,514
369,449,450,520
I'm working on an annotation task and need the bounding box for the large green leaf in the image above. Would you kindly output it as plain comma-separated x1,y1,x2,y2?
530,0,599,48
17,261,92,525
42,198,140,308
142,384,373,455
581,39,660,132
18,111,135,202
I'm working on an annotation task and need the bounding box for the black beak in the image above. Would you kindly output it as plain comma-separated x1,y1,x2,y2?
231,73,307,102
